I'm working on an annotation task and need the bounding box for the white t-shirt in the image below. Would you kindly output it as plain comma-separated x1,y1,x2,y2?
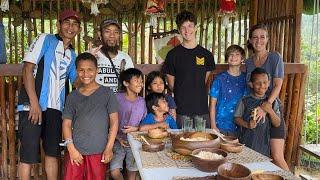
96,50,134,93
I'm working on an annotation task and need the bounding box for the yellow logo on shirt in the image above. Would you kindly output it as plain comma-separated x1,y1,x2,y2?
196,56,205,65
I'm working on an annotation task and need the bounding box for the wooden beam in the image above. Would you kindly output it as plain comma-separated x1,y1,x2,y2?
0,63,307,77
250,0,258,27
293,0,303,62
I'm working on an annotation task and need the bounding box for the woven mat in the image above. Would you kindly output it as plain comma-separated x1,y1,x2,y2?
172,175,216,180
140,148,193,168
227,146,271,164
140,146,270,169
264,170,300,180
171,170,298,180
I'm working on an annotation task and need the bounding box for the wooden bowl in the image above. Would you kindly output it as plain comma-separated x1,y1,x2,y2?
148,128,168,139
217,163,251,180
171,132,220,155
251,173,284,180
220,142,244,153
191,148,227,172
142,139,165,152
221,136,239,144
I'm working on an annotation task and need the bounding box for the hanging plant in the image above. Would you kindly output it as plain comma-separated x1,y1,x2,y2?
81,0,109,16
145,0,167,27
109,0,136,13
217,0,237,29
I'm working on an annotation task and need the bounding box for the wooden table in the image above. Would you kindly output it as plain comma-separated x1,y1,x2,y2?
127,133,284,180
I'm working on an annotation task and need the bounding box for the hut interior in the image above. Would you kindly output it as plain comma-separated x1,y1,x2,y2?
0,0,309,179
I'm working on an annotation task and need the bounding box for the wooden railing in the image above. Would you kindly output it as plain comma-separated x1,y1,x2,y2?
0,63,308,178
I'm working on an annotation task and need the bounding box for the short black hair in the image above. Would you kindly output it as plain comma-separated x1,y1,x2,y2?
75,52,97,69
146,71,167,93
250,67,270,82
225,45,246,61
119,68,143,90
176,10,197,29
145,92,166,114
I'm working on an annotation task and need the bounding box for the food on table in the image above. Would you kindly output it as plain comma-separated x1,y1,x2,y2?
194,151,224,160
148,128,168,139
180,136,210,141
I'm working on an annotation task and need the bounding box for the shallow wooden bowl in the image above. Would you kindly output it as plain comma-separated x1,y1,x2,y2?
251,173,284,180
191,148,227,172
220,142,244,153
221,136,239,144
171,132,220,155
142,139,165,152
217,163,251,180
148,128,168,139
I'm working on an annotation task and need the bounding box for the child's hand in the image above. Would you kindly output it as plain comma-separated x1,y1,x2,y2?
119,139,130,147
158,122,169,129
211,126,220,133
68,147,83,166
260,102,272,114
251,107,266,123
122,126,139,133
248,119,257,129
88,41,102,57
101,148,113,164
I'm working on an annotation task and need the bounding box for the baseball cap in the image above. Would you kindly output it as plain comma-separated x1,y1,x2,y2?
59,9,81,23
100,19,121,31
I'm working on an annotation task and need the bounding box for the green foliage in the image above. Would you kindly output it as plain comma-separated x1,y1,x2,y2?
301,14,320,144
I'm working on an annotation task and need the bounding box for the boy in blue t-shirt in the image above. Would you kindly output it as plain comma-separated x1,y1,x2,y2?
209,45,248,136
140,93,178,131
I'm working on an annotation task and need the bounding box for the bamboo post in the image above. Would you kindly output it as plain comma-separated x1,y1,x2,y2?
148,25,153,64
170,0,174,30
41,0,44,33
211,0,216,55
199,0,205,46
8,77,16,179
204,0,211,49
249,0,258,27
0,77,8,179
32,0,38,37
141,14,146,64
217,17,221,63
134,11,138,63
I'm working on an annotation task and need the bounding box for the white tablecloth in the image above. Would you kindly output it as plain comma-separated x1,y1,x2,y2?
127,133,282,180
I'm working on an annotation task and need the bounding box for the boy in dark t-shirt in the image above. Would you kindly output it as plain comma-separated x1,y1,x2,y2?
163,10,215,129
234,68,281,157
62,53,119,180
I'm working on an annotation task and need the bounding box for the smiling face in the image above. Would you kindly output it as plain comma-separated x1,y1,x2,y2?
250,73,270,97
124,75,144,94
153,97,169,114
250,28,269,53
77,59,98,86
227,50,243,66
101,24,120,47
57,18,81,41
148,77,165,93
179,20,197,42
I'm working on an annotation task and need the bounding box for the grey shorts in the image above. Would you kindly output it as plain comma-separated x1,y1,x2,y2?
110,140,137,171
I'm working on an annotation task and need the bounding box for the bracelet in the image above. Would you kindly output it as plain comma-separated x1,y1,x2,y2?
59,138,73,147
